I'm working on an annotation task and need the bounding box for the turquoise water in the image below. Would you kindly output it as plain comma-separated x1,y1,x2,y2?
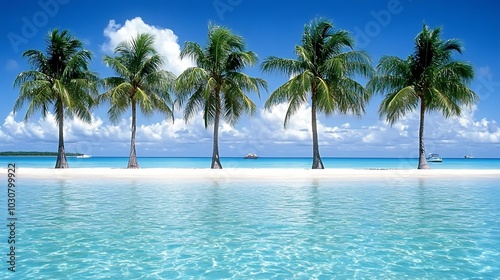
1,176,499,278
2,156,500,169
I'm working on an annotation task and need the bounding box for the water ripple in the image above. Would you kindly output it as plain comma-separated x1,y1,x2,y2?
1,178,499,279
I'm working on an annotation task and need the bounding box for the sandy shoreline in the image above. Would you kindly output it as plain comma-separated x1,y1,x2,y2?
2,168,499,180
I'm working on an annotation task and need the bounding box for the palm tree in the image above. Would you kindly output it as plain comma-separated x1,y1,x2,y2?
13,29,98,168
367,25,477,169
261,18,373,169
175,24,267,169
100,33,175,168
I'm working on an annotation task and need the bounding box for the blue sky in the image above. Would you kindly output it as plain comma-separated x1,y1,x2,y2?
1,0,499,158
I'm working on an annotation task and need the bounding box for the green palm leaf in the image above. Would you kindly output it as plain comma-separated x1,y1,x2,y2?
262,17,373,169
98,33,175,168
368,24,478,169
175,24,267,169
13,29,98,168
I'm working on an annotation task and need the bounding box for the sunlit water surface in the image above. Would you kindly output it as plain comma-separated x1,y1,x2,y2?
1,176,499,279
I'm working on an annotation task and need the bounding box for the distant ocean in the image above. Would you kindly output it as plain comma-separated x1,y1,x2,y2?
2,156,500,169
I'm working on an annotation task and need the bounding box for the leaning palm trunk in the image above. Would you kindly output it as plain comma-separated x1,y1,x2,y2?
55,109,69,168
311,95,324,169
128,100,139,169
211,109,222,169
417,98,430,169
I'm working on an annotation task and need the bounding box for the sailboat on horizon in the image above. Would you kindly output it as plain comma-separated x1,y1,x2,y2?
464,144,474,159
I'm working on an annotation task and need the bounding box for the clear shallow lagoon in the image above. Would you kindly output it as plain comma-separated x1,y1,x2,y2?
1,176,499,279
2,156,500,169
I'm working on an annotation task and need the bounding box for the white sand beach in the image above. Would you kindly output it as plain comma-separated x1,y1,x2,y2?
3,168,499,181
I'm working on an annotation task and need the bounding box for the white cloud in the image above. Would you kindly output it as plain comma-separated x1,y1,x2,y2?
257,103,310,142
246,101,500,157
1,100,499,157
0,110,232,155
362,133,376,143
2,112,56,141
250,103,374,152
102,17,194,75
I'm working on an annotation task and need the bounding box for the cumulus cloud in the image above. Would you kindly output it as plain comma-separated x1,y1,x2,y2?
0,110,232,156
1,100,499,157
102,17,194,75
445,106,500,143
2,112,56,141
244,101,500,157
246,103,375,155
258,103,311,142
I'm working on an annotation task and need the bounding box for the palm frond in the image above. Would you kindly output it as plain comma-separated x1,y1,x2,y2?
329,77,369,116
13,70,49,88
426,87,461,117
183,88,205,123
263,81,295,108
225,72,266,97
140,54,164,77
15,81,53,120
264,70,311,110
175,67,209,102
108,102,130,124
378,86,419,125
264,17,373,127
180,41,203,63
52,79,72,109
367,56,412,96
261,57,302,76
225,50,258,71
202,92,218,128
329,50,374,78
101,32,174,124
284,91,306,128
103,55,131,79
176,24,263,132
324,29,355,52
14,29,98,125
22,49,47,71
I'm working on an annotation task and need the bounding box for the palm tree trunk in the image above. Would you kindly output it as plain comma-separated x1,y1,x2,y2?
55,105,69,169
418,97,430,169
128,100,139,169
311,94,324,169
211,95,222,169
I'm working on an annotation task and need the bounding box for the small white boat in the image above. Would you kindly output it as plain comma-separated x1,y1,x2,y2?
465,145,474,159
427,153,442,162
244,153,258,159
77,154,92,158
